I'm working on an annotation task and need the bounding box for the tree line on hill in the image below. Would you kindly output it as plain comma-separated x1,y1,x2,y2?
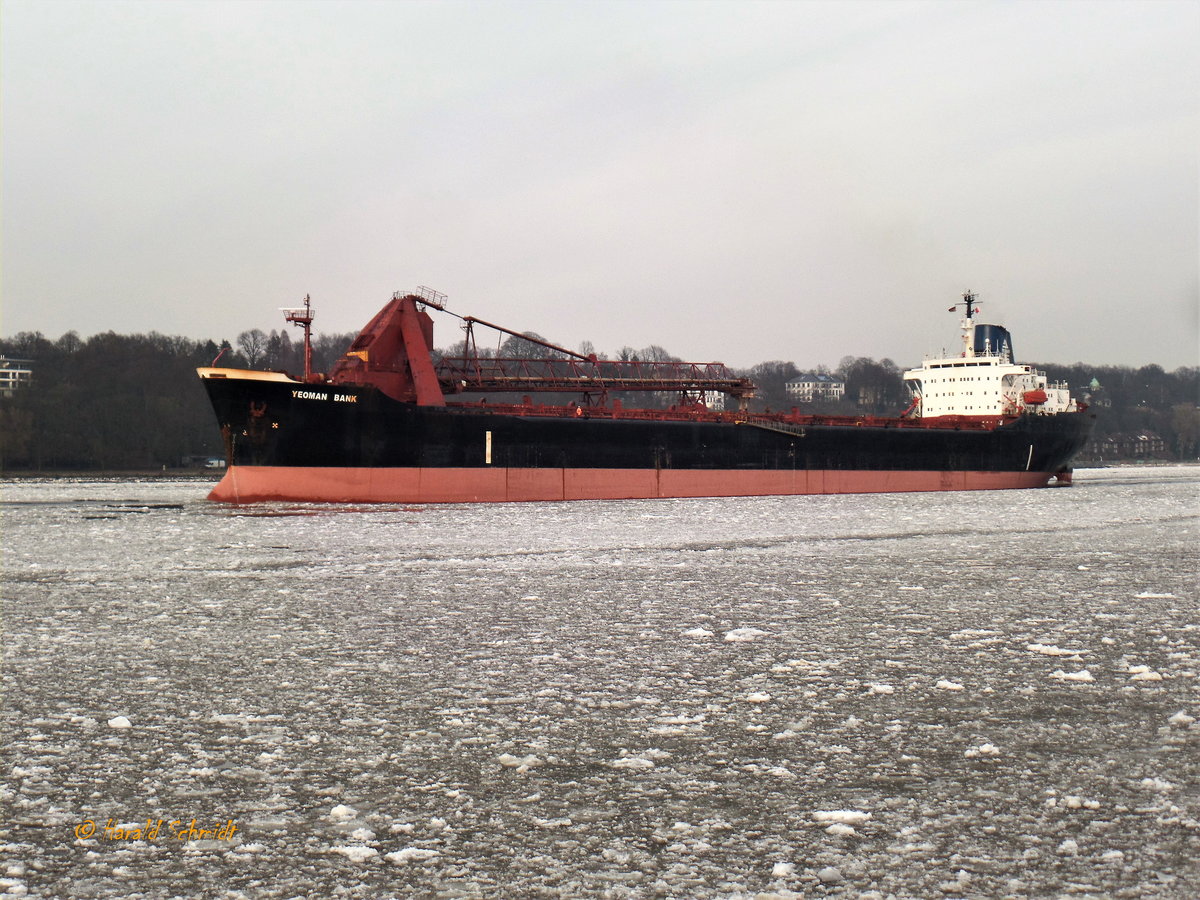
0,326,1195,470
0,328,356,470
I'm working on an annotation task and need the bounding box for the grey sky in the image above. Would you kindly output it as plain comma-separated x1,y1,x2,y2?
3,0,1196,370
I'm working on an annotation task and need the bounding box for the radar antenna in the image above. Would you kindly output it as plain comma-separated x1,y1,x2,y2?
948,290,980,319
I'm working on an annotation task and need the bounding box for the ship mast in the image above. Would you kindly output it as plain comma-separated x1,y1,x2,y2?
283,295,315,381
949,290,979,357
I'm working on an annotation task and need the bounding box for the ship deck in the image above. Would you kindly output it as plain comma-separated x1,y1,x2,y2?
441,399,1017,432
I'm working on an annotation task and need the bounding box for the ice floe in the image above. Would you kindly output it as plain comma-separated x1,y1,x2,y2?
384,847,440,865
1126,664,1164,681
1140,777,1176,792
330,845,377,863
1027,643,1089,657
813,810,871,825
724,627,771,642
610,755,655,771
497,753,542,771
964,742,1001,757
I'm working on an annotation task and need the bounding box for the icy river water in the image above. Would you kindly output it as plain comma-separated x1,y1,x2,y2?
2,467,1197,899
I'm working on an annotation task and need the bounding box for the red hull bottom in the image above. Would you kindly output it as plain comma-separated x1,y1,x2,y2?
208,466,1058,504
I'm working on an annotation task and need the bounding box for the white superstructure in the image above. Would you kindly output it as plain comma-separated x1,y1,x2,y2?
902,293,1078,420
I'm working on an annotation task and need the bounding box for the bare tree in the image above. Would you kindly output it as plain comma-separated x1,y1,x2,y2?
236,329,268,368
747,360,800,411
264,329,295,372
311,332,358,372
499,332,564,360
638,344,679,363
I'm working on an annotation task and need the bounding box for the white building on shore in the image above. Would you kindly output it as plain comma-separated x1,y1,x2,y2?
785,373,845,402
0,357,33,397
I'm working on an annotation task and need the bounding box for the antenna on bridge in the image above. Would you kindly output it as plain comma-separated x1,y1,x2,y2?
949,290,980,319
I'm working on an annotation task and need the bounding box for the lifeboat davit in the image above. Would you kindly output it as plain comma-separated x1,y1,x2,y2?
1023,389,1048,405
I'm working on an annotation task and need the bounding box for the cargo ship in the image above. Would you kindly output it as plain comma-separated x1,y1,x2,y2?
198,288,1094,503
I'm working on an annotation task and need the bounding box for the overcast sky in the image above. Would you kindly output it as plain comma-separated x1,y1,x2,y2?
2,0,1197,370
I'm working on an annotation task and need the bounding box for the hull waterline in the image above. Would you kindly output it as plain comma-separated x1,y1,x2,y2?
208,465,1061,504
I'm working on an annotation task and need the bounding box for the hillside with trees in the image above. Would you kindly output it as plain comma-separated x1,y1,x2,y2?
1037,362,1199,461
0,327,1195,470
0,328,355,470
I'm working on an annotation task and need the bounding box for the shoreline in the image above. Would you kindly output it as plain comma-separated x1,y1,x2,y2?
0,470,224,481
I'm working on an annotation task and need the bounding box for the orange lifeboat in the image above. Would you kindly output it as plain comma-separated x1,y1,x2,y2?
1023,389,1048,405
